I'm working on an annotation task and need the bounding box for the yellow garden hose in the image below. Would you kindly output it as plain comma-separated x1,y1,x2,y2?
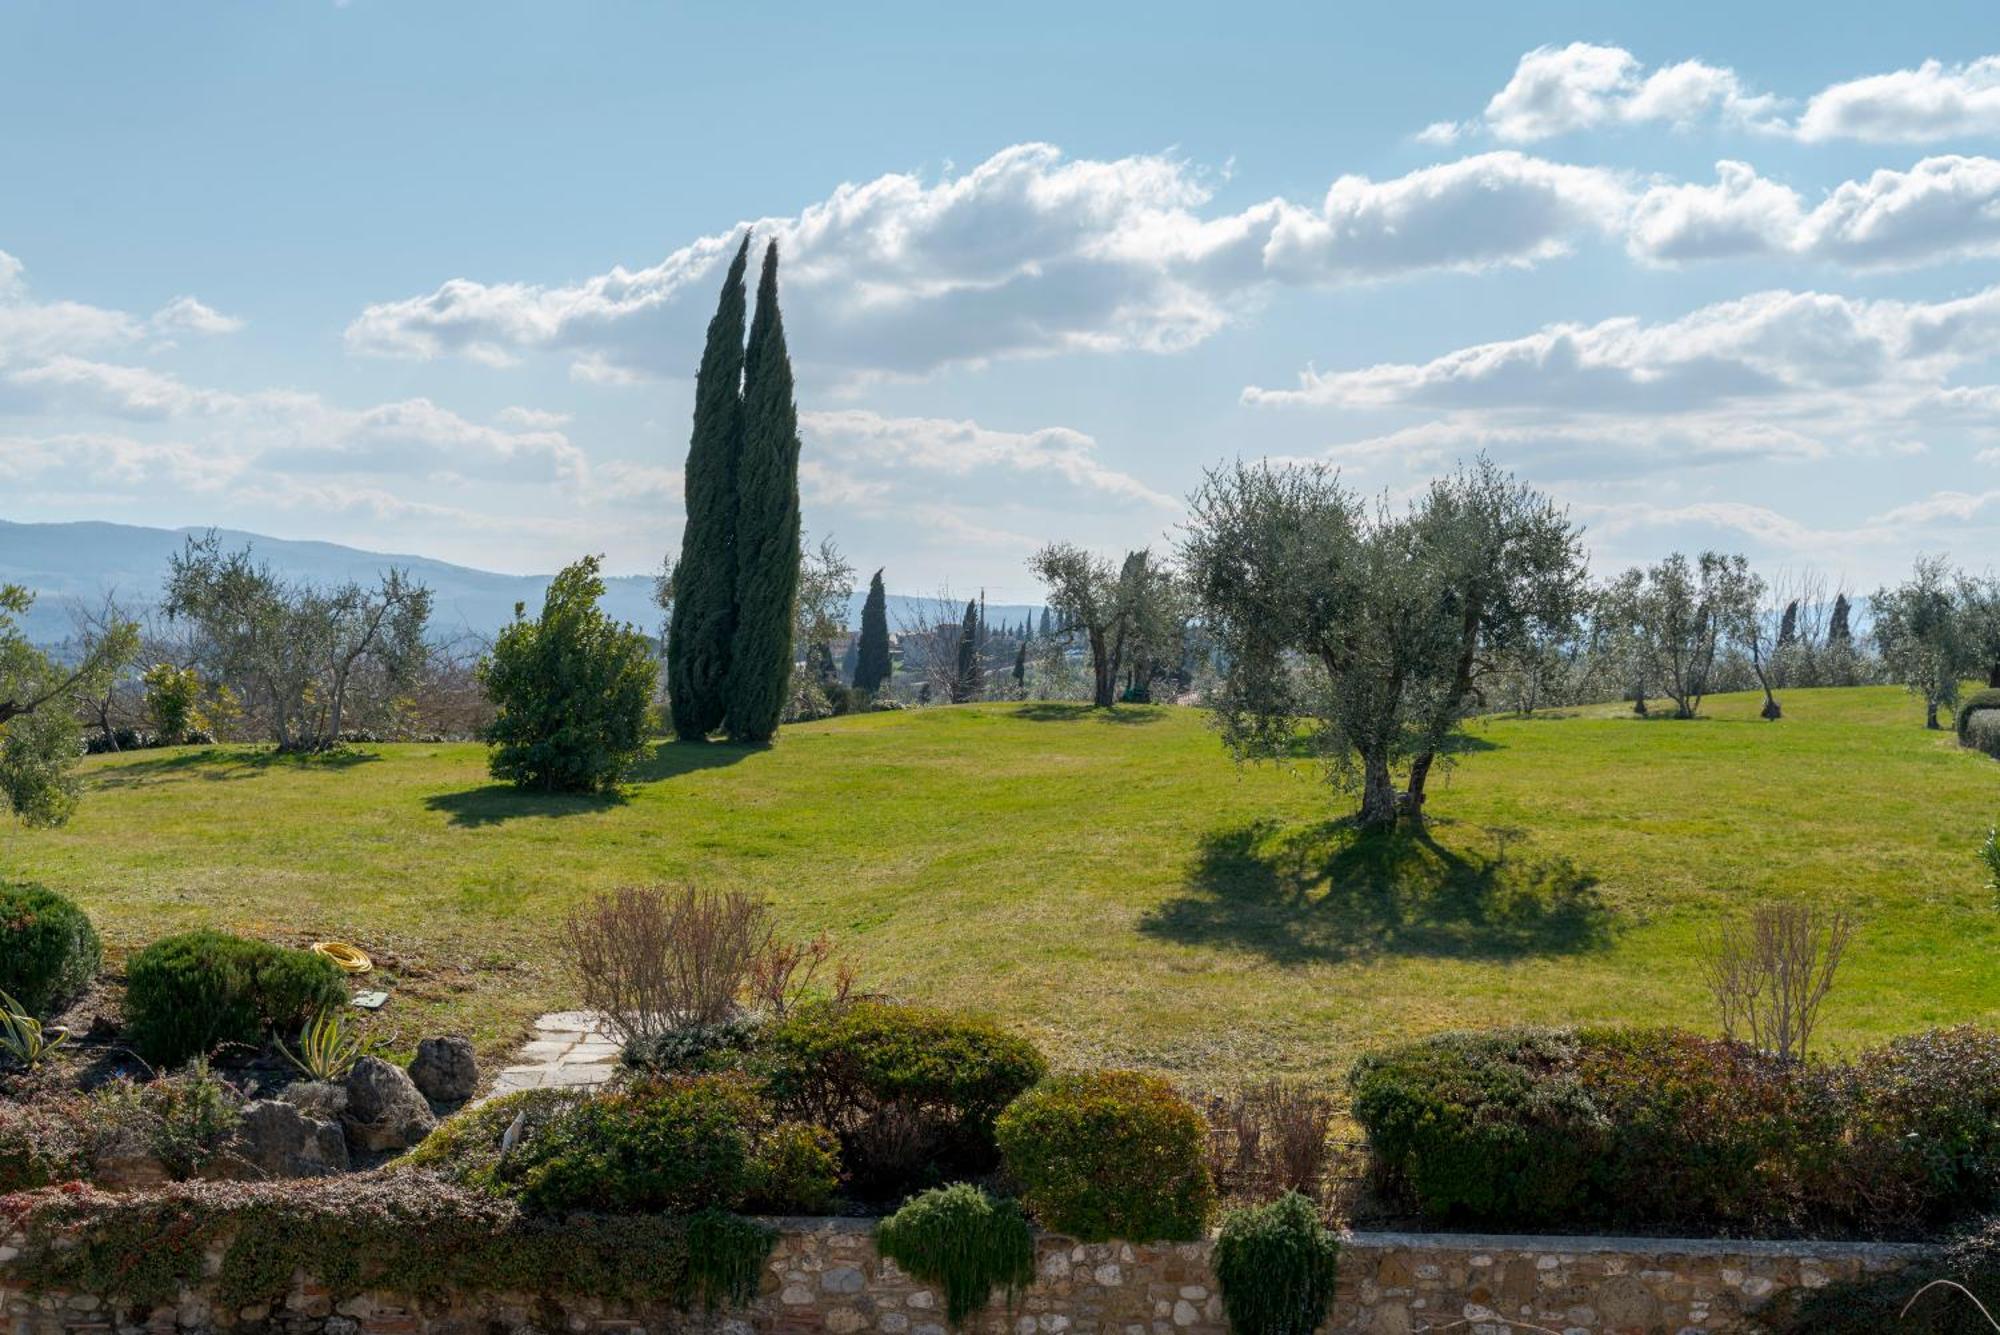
311,941,374,974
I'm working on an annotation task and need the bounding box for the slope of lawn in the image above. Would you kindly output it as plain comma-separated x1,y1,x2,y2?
3,686,1997,1079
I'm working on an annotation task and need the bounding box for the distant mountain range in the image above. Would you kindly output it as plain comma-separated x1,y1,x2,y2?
0,519,1043,646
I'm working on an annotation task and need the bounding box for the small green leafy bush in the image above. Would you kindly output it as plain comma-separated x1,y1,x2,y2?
397,1088,592,1193
1967,711,2000,758
621,1018,764,1077
123,930,347,1066
874,1183,1035,1327
1957,689,2000,741
0,881,102,1017
87,1061,245,1179
995,1069,1213,1243
761,1000,1046,1201
1849,1026,2000,1225
1213,1192,1340,1335
0,1177,775,1312
494,1074,837,1216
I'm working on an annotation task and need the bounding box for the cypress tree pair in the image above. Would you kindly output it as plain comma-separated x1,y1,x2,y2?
666,236,802,743
854,569,892,693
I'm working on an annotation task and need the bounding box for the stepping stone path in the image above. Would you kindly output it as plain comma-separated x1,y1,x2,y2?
487,1011,623,1098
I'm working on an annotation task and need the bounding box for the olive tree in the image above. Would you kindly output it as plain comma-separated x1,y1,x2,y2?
1028,543,1178,708
1181,461,1463,830
1600,552,1760,719
163,533,432,751
1400,459,1589,819
1872,556,1977,729
0,584,138,826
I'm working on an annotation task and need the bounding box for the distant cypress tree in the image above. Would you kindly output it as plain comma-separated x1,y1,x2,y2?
1013,640,1026,688
854,568,892,693
1777,600,1799,648
1039,608,1051,639
725,240,803,743
666,236,750,740
952,599,981,703
1830,593,1853,644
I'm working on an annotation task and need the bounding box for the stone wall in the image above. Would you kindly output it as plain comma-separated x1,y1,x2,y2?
0,1217,1934,1335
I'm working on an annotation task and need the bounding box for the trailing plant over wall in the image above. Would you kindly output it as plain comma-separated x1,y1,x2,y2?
0,1178,776,1313
1213,1192,1340,1335
874,1183,1035,1328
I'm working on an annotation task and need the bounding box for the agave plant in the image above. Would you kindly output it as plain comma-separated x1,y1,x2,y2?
0,988,69,1071
279,1010,364,1083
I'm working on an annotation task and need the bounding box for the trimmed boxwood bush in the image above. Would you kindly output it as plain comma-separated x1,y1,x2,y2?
0,881,102,1017
1214,1192,1340,1335
994,1069,1213,1243
123,930,347,1066
875,1184,1035,1327
493,1074,839,1216
1957,689,2000,741
1966,711,2000,758
761,1000,1046,1201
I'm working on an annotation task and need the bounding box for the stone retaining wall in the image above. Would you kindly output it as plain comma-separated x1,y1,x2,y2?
0,1218,1934,1335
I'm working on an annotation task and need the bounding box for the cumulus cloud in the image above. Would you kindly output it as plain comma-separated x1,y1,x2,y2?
345,145,1655,382
1478,43,1778,142
1629,155,2000,268
1449,44,2000,145
0,252,241,368
1796,56,2000,143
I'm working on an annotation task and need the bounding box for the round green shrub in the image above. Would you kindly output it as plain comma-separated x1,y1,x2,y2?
123,930,347,1066
875,1183,1035,1327
495,1074,839,1217
1851,1026,2000,1225
1214,1192,1341,1335
994,1070,1213,1243
1966,711,2000,759
396,1088,592,1192
0,881,103,1017
1958,689,2000,741
760,1000,1046,1201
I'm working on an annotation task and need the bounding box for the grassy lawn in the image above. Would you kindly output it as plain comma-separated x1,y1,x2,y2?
3,686,1998,1081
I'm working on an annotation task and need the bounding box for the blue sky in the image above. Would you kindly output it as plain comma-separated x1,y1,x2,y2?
5,2,2000,603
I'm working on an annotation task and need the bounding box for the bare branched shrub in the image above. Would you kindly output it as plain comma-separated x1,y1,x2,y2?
562,885,774,1040
1198,1079,1338,1205
1701,902,1855,1062
748,932,858,1018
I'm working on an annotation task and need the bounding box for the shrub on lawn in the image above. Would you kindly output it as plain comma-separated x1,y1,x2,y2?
995,1070,1213,1243
874,1183,1035,1327
761,1000,1046,1202
1966,710,2000,758
0,881,102,1017
123,930,347,1066
494,1074,838,1216
1957,689,2000,741
1213,1192,1341,1335
1849,1027,2000,1226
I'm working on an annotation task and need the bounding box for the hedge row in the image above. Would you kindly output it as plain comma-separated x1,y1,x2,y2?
0,1177,774,1312
1350,1025,2000,1237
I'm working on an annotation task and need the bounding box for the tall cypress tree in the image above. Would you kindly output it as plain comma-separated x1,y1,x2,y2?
854,568,892,693
952,598,981,703
724,240,803,743
667,236,750,740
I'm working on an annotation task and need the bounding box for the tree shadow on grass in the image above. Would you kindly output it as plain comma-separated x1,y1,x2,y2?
423,737,754,827
1140,819,1612,965
88,747,380,791
1011,702,1167,725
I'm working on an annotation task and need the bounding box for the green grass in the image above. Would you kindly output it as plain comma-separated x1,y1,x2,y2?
4,687,1998,1080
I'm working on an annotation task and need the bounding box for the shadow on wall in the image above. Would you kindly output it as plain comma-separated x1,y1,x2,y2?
1140,819,1612,965
86,747,382,791
422,737,755,827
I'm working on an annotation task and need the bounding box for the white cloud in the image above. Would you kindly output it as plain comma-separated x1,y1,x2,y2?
1452,44,2000,145
149,296,245,337
801,409,1177,510
1796,57,2000,143
0,252,239,367
1630,155,2000,269
1479,43,1777,142
345,145,1651,383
